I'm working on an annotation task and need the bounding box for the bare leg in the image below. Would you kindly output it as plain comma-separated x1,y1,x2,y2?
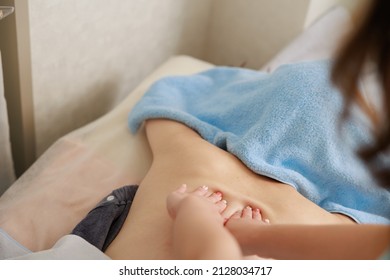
167,184,241,259
228,207,272,260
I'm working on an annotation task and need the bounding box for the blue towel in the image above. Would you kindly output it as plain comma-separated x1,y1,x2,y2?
129,60,390,224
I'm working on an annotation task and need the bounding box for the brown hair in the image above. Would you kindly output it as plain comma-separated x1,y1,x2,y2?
331,0,390,187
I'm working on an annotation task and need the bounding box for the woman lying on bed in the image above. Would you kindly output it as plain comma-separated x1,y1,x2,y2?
105,118,388,260
105,117,359,259
105,0,390,260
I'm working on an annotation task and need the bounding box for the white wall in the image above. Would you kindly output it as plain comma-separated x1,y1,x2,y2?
28,0,212,156
0,0,35,177
0,51,15,194
205,0,311,69
32,0,314,156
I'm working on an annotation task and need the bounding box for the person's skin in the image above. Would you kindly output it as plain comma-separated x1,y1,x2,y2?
166,184,270,259
105,119,355,259
225,213,390,259
167,184,239,259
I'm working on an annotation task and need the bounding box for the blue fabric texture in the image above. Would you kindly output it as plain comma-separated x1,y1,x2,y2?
129,60,390,224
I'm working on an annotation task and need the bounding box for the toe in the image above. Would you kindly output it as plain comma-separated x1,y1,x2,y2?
207,191,223,203
242,206,253,219
253,208,262,221
193,185,209,197
215,199,228,213
176,184,187,194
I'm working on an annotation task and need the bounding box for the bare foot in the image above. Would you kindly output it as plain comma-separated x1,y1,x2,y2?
229,205,270,224
225,206,270,256
167,184,244,259
166,184,227,221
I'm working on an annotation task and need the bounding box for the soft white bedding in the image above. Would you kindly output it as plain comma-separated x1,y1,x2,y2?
0,6,357,259
10,235,110,260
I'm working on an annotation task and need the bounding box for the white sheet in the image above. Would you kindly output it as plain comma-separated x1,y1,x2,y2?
10,235,110,260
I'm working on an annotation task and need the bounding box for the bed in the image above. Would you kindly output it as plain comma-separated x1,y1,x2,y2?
0,6,368,259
